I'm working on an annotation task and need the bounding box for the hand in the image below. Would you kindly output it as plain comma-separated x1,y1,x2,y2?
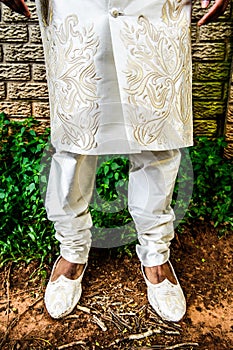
198,0,229,26
0,0,31,18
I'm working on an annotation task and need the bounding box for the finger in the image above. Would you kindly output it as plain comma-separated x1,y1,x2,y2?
198,0,229,26
1,0,31,17
198,2,224,26
14,0,31,17
201,0,210,9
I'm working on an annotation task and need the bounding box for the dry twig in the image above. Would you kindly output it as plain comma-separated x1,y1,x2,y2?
147,308,181,330
92,315,107,331
65,305,107,331
102,314,123,331
76,305,91,314
136,342,199,349
109,308,133,331
57,340,86,349
109,328,180,346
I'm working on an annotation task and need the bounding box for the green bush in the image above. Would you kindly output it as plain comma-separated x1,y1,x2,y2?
90,155,135,248
188,137,233,233
0,113,56,265
0,112,232,265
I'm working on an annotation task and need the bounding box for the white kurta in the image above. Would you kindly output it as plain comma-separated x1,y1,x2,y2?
36,0,193,154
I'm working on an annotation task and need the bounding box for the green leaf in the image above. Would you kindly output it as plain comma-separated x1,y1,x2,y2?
104,165,109,176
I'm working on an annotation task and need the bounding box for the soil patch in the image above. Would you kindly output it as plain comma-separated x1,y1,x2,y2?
0,222,232,349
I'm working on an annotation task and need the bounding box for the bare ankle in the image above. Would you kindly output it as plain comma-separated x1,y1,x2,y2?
144,262,177,285
51,257,85,282
144,265,164,284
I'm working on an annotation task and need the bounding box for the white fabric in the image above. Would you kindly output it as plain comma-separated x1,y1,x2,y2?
45,152,97,264
129,149,181,266
45,150,180,265
36,0,193,154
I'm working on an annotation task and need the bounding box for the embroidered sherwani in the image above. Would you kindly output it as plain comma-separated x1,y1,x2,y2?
36,0,193,155
35,0,193,265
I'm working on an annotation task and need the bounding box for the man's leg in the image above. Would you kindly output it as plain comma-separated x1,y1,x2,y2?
44,150,97,318
128,149,186,321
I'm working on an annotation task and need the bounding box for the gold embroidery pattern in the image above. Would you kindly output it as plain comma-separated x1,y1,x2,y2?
162,0,187,26
41,15,101,150
121,0,192,146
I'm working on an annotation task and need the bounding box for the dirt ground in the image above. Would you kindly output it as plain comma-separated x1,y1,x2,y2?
0,222,232,350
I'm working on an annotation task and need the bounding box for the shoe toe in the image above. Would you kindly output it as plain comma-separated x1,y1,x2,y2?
141,262,186,322
148,280,186,322
44,275,82,319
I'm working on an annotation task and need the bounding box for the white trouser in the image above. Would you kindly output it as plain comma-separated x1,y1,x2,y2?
45,149,181,266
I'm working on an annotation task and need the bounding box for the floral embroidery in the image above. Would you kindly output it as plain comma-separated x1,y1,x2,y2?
41,15,101,150
162,0,187,26
121,0,192,146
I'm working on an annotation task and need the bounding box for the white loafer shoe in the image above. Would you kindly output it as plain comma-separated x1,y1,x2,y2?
44,256,86,319
142,261,186,322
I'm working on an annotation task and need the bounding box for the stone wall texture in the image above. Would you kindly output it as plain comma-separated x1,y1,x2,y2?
0,1,233,157
0,1,50,120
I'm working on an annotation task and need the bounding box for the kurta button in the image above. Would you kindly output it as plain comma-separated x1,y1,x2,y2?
110,8,120,18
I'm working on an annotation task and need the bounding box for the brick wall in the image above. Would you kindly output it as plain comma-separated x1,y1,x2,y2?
191,1,233,158
0,1,49,121
0,1,233,157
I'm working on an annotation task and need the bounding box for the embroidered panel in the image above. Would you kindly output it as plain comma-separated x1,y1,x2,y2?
121,0,192,147
41,14,101,150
